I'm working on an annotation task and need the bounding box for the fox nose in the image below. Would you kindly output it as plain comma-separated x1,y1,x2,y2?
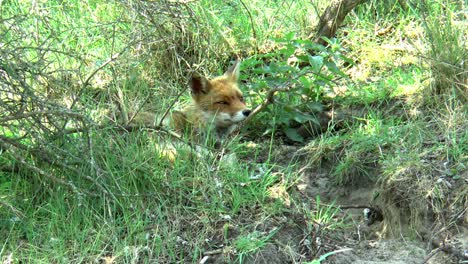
242,109,252,116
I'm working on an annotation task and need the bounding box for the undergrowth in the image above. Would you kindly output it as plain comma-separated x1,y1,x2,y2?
303,0,466,239
1,0,466,263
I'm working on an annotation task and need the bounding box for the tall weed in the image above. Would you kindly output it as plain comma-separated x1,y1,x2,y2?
421,0,467,101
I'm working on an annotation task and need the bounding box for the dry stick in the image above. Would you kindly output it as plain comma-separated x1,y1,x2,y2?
59,123,169,137
158,85,189,127
60,51,123,133
0,200,25,219
243,85,291,124
421,248,441,264
48,129,115,191
240,68,341,128
53,51,124,193
83,130,117,202
1,135,110,198
0,138,91,197
127,95,151,125
0,110,88,123
59,123,217,154
427,238,466,262
423,208,468,261
243,88,277,124
242,72,310,125
238,0,258,52
339,205,376,210
203,249,223,255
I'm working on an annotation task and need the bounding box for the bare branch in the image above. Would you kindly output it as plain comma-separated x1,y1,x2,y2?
0,137,88,196
158,85,189,127
239,0,258,52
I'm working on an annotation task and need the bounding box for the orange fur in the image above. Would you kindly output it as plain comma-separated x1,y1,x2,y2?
169,60,251,138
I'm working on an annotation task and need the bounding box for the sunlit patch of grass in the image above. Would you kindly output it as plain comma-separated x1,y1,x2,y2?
343,65,425,105
421,0,466,101
361,45,397,69
387,67,425,97
198,0,317,52
304,111,422,186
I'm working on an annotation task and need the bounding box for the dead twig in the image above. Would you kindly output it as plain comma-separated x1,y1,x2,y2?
0,135,111,198
0,109,89,124
340,205,376,210
0,138,94,197
242,71,313,125
203,249,223,255
126,95,151,125
60,50,125,133
421,247,441,264
243,86,286,124
428,238,466,261
239,0,258,52
158,85,189,127
0,200,25,219
56,122,218,155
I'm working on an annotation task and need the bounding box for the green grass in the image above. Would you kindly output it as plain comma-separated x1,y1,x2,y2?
306,196,348,232
1,128,295,262
1,0,467,262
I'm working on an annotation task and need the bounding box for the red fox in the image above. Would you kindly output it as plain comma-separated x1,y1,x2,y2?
169,60,251,139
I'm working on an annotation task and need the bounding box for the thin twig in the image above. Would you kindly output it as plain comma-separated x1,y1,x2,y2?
203,249,223,255
239,0,258,52
0,138,91,197
84,130,117,201
242,71,311,124
82,52,121,90
340,205,376,209
60,50,124,133
0,109,88,123
0,135,112,198
158,85,189,127
126,95,151,125
0,200,25,219
56,123,217,154
421,247,441,264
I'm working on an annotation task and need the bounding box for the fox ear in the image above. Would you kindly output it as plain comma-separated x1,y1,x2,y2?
190,74,210,95
224,59,240,82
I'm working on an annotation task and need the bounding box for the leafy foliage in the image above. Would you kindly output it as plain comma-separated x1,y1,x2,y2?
242,35,351,142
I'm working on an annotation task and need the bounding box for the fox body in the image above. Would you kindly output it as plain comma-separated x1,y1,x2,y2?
170,61,251,139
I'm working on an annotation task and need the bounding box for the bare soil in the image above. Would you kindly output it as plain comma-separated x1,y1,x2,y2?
227,142,465,264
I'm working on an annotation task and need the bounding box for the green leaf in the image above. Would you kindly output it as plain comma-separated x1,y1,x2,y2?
299,76,313,88
308,55,324,72
306,102,324,112
281,45,296,57
292,112,317,123
282,32,296,42
296,54,310,64
325,61,346,77
284,127,304,142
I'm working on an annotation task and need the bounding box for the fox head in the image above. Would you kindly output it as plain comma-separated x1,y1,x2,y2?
190,60,251,130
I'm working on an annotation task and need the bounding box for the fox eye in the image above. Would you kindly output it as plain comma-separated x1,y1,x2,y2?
239,96,244,102
217,101,229,105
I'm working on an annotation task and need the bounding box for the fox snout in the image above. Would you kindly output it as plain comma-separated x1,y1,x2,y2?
234,108,252,122
181,59,253,136
221,108,251,125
